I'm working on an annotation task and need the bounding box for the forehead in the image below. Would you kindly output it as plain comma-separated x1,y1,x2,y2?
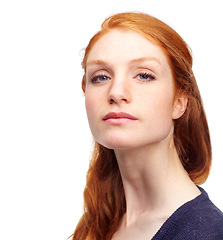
86,29,169,67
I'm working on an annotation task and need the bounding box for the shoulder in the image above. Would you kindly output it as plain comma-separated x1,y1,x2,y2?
188,187,223,237
176,187,223,238
154,187,223,239
187,187,223,222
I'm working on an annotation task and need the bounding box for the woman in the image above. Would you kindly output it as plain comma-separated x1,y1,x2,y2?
72,12,223,239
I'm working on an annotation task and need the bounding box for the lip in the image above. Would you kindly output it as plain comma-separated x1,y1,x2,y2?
103,112,138,125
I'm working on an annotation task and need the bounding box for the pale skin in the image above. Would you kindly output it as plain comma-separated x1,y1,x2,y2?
84,29,201,240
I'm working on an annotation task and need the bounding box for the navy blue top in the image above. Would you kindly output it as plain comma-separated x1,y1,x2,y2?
152,187,223,239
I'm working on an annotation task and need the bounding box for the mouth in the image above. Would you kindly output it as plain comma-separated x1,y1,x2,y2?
103,112,138,125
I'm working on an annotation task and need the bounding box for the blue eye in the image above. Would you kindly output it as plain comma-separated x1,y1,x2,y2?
137,72,156,81
91,75,110,83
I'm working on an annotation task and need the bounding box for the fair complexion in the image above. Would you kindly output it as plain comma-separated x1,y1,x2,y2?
85,29,201,240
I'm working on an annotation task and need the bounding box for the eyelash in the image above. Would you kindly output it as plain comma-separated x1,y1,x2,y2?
90,71,156,84
136,72,156,82
90,74,110,83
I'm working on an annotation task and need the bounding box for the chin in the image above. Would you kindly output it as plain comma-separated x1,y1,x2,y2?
97,130,174,151
97,136,137,150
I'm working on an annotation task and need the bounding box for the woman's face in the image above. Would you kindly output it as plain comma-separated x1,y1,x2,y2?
85,29,184,150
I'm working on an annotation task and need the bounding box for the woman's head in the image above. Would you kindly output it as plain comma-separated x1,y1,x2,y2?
84,29,187,151
82,12,211,185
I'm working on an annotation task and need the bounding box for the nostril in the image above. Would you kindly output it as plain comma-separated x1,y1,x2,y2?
108,96,128,104
109,98,115,104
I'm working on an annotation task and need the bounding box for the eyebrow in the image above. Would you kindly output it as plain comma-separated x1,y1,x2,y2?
129,57,161,65
86,57,161,67
87,59,108,66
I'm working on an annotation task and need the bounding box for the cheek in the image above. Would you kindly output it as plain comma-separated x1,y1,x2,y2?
155,89,174,123
85,95,93,115
142,89,174,138
142,85,174,115
85,94,97,125
155,98,173,134
156,94,174,118
85,92,103,140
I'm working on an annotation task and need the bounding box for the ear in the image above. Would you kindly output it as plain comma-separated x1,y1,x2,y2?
172,94,188,120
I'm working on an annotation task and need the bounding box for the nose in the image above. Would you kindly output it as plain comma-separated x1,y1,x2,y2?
107,77,131,105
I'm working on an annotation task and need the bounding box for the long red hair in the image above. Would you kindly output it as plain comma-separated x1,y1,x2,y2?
72,12,212,240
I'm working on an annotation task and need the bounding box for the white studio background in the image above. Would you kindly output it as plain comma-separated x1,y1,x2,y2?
0,0,222,239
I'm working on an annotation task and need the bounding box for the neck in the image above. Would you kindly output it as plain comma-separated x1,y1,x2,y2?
114,134,200,227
